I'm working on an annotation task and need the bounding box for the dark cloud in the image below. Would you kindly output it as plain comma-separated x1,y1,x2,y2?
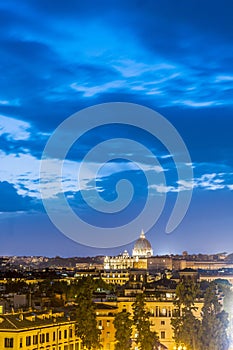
0,0,233,255
0,181,32,212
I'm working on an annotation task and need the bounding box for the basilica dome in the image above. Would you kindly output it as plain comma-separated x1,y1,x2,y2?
132,230,153,257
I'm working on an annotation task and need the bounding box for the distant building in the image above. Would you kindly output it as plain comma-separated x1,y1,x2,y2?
132,230,153,257
104,230,152,271
148,256,173,271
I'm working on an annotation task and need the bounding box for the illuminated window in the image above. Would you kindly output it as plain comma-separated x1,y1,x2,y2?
26,336,31,346
161,308,167,316
40,334,45,343
33,335,38,345
4,338,14,348
161,331,165,339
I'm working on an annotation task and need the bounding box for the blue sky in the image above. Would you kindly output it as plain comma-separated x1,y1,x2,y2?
0,0,233,256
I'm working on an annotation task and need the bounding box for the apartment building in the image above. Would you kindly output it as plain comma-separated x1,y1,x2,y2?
0,310,81,350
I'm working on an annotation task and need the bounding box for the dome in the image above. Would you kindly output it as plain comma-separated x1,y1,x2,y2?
132,230,153,257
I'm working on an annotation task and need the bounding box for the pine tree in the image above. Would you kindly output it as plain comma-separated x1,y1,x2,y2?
113,310,133,350
171,279,201,350
132,293,159,350
200,283,229,350
75,277,101,350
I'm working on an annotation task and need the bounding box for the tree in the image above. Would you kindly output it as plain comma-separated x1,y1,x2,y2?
171,279,201,350
114,310,133,350
200,283,229,350
132,293,159,350
75,277,101,350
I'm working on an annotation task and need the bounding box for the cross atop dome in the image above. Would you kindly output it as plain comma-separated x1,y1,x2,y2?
140,229,145,239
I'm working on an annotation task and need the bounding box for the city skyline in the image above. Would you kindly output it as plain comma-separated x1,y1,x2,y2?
0,1,233,256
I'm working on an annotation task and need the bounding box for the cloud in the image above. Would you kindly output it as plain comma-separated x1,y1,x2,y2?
174,100,217,108
215,75,233,83
70,80,126,97
0,0,232,216
0,181,32,212
0,115,31,140
177,172,233,192
0,150,41,198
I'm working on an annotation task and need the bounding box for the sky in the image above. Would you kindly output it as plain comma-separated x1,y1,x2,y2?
0,0,233,257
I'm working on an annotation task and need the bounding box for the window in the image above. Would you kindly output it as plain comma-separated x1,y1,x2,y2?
69,328,73,338
40,333,45,343
75,343,80,350
4,338,14,348
161,331,166,339
161,320,165,325
26,336,31,346
161,308,167,316
33,335,38,345
19,338,23,348
106,320,110,327
59,331,62,340
69,345,74,350
46,333,49,342
53,331,56,342
64,345,68,350
106,332,110,338
64,329,67,338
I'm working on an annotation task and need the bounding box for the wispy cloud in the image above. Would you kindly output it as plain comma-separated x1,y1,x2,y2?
215,75,233,83
0,115,31,141
70,80,126,97
175,100,216,108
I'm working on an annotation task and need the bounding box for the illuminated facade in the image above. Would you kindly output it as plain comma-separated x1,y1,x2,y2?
0,310,80,350
132,230,153,258
104,230,152,271
0,298,204,350
107,297,203,350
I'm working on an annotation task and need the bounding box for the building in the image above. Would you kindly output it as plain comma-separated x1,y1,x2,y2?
104,230,152,271
101,295,203,350
104,250,134,270
101,270,130,285
0,310,81,350
148,256,173,271
132,230,153,258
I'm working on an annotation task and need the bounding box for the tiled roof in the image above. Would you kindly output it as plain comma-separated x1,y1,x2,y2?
0,311,74,330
